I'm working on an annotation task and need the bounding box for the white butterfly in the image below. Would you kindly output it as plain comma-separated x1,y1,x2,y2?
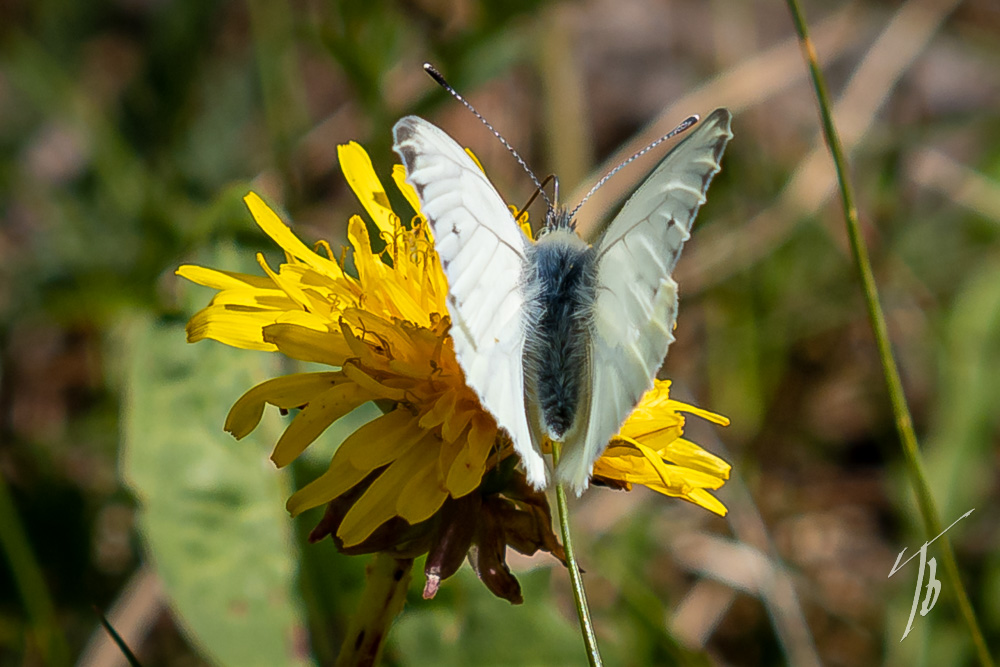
393,108,732,495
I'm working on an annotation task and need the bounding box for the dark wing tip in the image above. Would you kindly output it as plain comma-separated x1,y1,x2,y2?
706,108,732,122
392,115,422,144
705,108,733,139
392,116,426,172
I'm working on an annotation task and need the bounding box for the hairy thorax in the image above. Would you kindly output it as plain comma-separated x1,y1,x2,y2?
522,227,598,441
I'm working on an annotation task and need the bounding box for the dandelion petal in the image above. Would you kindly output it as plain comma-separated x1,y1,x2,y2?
225,371,347,439
272,383,378,467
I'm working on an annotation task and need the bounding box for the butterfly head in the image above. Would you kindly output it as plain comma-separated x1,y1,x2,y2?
534,175,578,234
541,206,577,235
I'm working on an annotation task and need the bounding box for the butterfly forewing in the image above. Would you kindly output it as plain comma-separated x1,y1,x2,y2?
556,108,734,493
392,116,548,488
393,108,732,496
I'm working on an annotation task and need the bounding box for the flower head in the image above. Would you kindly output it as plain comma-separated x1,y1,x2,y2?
178,139,729,600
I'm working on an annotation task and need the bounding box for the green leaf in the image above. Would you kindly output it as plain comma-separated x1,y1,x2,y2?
120,315,312,667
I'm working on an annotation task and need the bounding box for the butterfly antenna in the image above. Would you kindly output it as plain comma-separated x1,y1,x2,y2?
518,173,556,218
423,62,553,211
568,114,700,221
551,176,560,226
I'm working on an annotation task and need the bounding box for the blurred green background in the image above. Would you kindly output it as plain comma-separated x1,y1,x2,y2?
2,0,999,665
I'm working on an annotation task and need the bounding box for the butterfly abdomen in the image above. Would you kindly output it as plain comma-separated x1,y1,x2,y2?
522,229,597,441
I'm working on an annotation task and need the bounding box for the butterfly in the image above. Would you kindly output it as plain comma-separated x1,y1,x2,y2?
393,107,732,495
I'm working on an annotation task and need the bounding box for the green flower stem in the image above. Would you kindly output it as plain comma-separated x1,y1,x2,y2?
0,471,70,667
335,554,413,667
784,2,994,665
551,441,603,667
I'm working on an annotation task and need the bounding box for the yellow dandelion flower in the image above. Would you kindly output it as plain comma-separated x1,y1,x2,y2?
179,145,499,549
178,138,730,599
594,380,731,516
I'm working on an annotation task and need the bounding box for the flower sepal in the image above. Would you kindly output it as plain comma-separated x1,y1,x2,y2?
309,460,566,604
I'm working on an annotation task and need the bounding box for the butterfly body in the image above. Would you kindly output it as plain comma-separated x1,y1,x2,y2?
522,224,598,443
393,109,732,494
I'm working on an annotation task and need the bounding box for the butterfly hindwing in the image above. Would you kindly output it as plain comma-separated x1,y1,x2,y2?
556,108,734,493
392,116,548,488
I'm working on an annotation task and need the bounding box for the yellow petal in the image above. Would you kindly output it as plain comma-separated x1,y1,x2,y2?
391,164,424,222
271,383,378,467
185,307,279,350
437,427,467,481
272,309,335,332
684,489,728,516
338,320,378,363
633,440,679,490
445,413,495,496
396,454,448,524
606,461,726,491
202,287,294,310
262,323,352,367
419,391,455,431
673,401,730,426
347,216,388,284
620,418,684,441
338,142,396,238
244,192,344,279
341,361,407,401
640,476,728,515
177,265,276,291
517,215,533,241
464,148,485,172
375,278,436,325
276,264,356,316
225,372,347,439
255,252,314,313
284,409,425,517
441,399,475,443
657,437,732,478
338,434,439,546
286,459,370,516
339,409,425,471
342,309,418,361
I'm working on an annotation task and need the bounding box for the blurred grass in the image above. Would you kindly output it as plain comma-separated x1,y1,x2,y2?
1,1,999,665
785,0,991,662
0,472,69,665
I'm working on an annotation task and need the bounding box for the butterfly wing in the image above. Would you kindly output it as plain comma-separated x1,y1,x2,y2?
392,116,547,488
556,108,734,493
